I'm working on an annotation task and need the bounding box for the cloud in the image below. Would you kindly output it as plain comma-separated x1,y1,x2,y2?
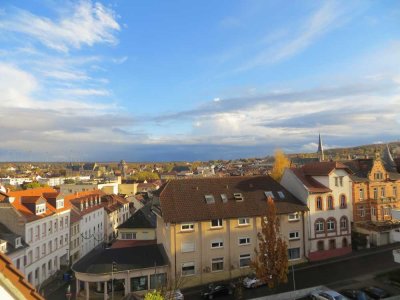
0,1,120,52
236,1,358,71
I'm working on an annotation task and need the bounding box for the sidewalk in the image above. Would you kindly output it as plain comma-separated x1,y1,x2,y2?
40,270,70,298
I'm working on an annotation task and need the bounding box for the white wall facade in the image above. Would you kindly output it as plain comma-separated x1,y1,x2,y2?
79,207,104,257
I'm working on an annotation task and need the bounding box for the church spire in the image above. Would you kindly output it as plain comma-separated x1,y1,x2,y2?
317,133,324,161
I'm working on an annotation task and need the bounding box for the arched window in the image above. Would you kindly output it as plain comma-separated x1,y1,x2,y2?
317,240,324,251
327,195,334,210
340,216,348,230
340,195,347,209
316,196,323,210
315,219,325,233
326,218,336,231
342,237,348,248
329,239,336,250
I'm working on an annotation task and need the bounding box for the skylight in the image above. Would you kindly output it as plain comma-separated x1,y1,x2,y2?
205,194,215,204
233,193,244,201
278,191,285,199
264,191,274,199
221,194,228,203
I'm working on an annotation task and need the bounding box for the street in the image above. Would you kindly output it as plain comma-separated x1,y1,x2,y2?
47,246,400,299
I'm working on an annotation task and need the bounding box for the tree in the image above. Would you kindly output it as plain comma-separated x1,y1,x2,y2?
144,290,164,300
270,149,290,182
252,197,288,289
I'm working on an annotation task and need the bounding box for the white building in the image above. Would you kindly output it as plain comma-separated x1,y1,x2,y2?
101,194,130,243
0,188,70,287
281,162,353,261
0,177,32,186
65,190,105,261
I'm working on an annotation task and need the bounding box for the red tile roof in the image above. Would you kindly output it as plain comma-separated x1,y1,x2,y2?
301,161,351,176
0,252,44,300
157,176,308,223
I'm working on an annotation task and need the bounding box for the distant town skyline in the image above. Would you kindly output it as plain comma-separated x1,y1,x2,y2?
0,1,399,161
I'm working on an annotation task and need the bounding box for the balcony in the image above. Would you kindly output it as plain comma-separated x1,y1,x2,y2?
374,197,398,204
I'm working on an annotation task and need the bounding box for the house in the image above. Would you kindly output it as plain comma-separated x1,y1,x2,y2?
153,176,308,288
113,204,157,248
101,194,131,243
65,190,105,264
281,162,353,261
0,188,71,287
343,147,400,246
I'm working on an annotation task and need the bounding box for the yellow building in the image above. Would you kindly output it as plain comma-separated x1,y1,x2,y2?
153,176,308,288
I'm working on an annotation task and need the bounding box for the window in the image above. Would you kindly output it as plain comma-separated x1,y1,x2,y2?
384,206,391,216
288,248,300,260
233,193,244,201
329,239,336,250
204,195,215,204
15,238,21,248
289,231,300,240
277,191,285,199
334,177,338,187
56,199,64,209
394,186,397,198
381,188,385,198
327,219,336,231
371,206,376,216
211,219,223,228
181,262,195,276
150,273,167,289
35,204,46,215
211,257,224,271
264,191,274,198
317,240,324,251
238,218,250,226
374,172,383,180
315,220,324,233
221,194,228,203
327,196,334,210
211,240,224,248
288,212,300,221
239,254,251,267
359,206,366,217
316,197,322,210
131,276,148,291
181,224,194,231
359,188,364,200
181,241,195,253
340,195,347,209
340,217,348,230
342,237,348,248
239,237,250,245
339,176,343,186
373,188,378,200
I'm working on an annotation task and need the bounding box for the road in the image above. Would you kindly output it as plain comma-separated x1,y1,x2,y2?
47,246,400,299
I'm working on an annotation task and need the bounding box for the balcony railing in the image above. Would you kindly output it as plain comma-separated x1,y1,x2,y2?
373,197,398,203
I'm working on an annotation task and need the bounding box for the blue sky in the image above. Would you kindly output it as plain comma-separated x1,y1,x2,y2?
0,0,399,162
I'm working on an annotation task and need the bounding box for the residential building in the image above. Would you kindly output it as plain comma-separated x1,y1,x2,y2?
101,194,130,243
153,176,308,288
0,188,71,287
0,223,29,276
344,146,400,246
65,190,105,263
281,162,353,261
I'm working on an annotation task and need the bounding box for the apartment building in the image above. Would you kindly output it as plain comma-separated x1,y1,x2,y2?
0,188,71,287
344,147,400,246
281,162,353,261
153,176,308,288
101,194,130,243
65,190,105,263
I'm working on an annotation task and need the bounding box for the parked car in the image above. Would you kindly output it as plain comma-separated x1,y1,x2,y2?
164,289,184,300
362,287,390,299
310,289,349,300
201,283,234,299
242,273,264,288
340,289,371,300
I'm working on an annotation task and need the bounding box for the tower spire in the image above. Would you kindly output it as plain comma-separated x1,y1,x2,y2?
317,133,324,161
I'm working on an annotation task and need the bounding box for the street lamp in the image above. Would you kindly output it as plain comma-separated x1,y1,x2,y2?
111,261,117,300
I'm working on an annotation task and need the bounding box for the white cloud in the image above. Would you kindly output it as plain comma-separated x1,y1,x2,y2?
0,1,120,53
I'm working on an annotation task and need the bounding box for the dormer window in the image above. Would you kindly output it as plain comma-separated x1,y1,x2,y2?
233,193,244,201
36,204,46,215
15,237,21,248
56,199,64,209
205,195,215,204
221,194,228,203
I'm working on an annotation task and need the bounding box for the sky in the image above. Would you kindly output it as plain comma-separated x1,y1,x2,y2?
0,0,399,162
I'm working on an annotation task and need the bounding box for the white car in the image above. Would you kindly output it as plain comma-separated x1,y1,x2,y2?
242,274,264,289
310,290,349,300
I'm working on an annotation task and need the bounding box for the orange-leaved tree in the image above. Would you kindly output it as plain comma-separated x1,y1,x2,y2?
252,197,288,289
270,149,290,182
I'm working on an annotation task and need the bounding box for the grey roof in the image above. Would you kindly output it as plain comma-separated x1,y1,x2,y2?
0,223,28,254
72,244,168,274
117,205,156,229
